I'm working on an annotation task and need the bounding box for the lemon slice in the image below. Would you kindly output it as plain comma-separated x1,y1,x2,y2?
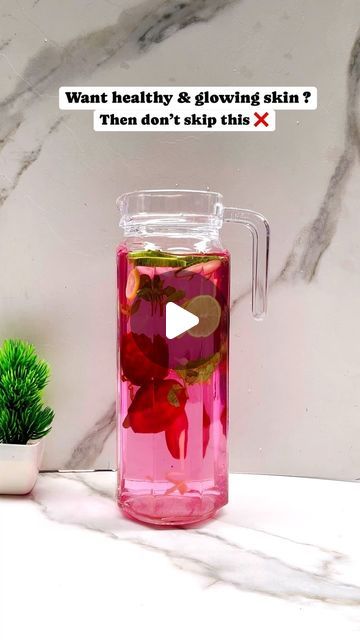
125,268,140,300
184,295,221,338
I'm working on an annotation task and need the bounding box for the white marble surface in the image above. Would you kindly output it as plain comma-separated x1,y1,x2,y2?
0,0,360,477
1,472,360,639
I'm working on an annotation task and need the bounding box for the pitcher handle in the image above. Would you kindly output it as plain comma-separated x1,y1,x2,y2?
223,208,270,319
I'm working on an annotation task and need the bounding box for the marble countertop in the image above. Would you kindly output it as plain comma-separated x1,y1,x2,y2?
1,472,360,639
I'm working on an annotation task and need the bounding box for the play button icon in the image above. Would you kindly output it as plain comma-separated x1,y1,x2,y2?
165,302,199,340
127,266,227,372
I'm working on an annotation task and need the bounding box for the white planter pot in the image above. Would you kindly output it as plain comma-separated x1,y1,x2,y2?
0,440,45,495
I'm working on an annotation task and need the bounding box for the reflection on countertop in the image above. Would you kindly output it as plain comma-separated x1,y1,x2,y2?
1,472,360,639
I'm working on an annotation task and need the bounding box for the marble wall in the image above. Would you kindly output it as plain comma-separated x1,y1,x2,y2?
1,0,359,478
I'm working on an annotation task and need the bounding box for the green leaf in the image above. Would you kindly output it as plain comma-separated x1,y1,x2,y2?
0,339,55,445
176,352,221,385
166,289,185,302
167,384,182,407
130,251,187,267
163,286,176,296
128,249,223,268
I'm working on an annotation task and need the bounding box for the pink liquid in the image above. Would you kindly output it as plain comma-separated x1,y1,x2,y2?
117,247,230,525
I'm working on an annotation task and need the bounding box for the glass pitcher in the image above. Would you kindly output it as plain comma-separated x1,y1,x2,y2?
116,190,269,525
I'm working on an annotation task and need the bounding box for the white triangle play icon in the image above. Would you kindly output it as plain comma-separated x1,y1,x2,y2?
166,302,199,340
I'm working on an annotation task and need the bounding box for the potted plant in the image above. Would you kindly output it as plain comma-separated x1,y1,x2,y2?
0,339,54,494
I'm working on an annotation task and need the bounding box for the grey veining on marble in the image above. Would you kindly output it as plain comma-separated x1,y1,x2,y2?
65,402,116,469
3,0,236,110
229,24,360,323
66,26,360,469
0,0,237,208
70,17,360,469
0,0,240,470
134,0,237,51
3,472,360,638
29,472,360,606
1,0,360,477
279,28,360,283
0,1,236,179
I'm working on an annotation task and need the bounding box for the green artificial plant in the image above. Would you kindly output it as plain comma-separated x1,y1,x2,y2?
0,339,54,445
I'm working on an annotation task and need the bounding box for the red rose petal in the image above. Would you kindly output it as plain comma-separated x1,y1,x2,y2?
165,411,188,459
203,407,211,457
121,332,168,385
220,406,227,437
125,379,187,435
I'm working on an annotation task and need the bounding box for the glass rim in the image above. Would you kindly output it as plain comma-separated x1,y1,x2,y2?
117,188,223,202
117,189,225,232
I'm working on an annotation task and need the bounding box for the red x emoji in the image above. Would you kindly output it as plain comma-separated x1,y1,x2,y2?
254,112,269,127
